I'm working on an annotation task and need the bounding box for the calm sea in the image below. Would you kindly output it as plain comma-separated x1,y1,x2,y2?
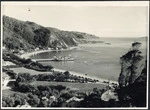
30,37,147,81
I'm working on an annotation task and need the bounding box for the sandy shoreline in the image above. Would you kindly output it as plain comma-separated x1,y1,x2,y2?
53,68,118,85
19,46,118,85
20,46,79,59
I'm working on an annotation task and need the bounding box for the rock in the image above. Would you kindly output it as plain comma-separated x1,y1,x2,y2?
118,43,145,87
132,42,142,50
118,42,147,107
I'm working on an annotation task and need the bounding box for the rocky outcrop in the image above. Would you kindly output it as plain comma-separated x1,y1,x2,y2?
118,42,147,107
118,42,146,87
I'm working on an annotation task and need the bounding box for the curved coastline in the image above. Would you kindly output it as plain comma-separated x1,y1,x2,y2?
20,47,79,59
19,46,118,85
53,68,118,85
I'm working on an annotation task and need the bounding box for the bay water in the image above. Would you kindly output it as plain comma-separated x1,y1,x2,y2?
30,37,147,81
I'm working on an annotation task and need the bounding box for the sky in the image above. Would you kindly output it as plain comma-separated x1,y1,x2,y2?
1,2,149,37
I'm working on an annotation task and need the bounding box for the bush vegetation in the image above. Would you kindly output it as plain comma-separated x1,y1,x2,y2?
3,82,109,107
3,52,53,71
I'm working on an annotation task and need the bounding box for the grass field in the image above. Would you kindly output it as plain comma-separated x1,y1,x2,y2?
2,89,26,97
2,81,106,97
31,81,106,92
9,67,52,75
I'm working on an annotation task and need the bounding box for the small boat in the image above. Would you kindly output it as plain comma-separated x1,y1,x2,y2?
51,56,74,61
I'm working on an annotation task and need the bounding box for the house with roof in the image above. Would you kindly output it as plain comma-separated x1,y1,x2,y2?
62,96,83,107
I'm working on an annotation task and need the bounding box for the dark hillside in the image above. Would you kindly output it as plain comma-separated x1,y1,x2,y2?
3,15,100,51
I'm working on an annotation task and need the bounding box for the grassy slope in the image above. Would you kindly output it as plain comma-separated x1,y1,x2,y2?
31,81,106,92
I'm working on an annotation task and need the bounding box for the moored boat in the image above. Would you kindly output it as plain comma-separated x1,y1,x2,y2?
51,56,74,61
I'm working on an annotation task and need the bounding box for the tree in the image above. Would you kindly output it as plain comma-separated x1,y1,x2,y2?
5,97,15,107
93,88,99,94
27,93,40,107
39,100,48,107
2,101,7,107
60,92,73,100
16,73,34,83
41,91,49,97
64,71,70,79
34,27,50,47
6,71,17,79
80,93,105,107
52,89,60,98
55,85,66,93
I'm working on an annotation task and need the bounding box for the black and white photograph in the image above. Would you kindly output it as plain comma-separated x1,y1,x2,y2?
1,1,149,109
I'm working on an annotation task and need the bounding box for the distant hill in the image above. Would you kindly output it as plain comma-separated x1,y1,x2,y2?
3,15,100,51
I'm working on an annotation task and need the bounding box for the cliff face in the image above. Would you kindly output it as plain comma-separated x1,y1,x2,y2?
119,50,145,87
118,42,147,107
3,15,99,51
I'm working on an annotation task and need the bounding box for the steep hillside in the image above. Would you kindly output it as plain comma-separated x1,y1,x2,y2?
118,42,147,107
71,31,99,39
3,15,100,51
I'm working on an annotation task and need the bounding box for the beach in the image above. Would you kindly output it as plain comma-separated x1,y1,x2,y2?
52,68,118,85
20,47,79,59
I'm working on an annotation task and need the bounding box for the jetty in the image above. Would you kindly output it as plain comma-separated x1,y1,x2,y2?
32,55,75,62
32,58,74,62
